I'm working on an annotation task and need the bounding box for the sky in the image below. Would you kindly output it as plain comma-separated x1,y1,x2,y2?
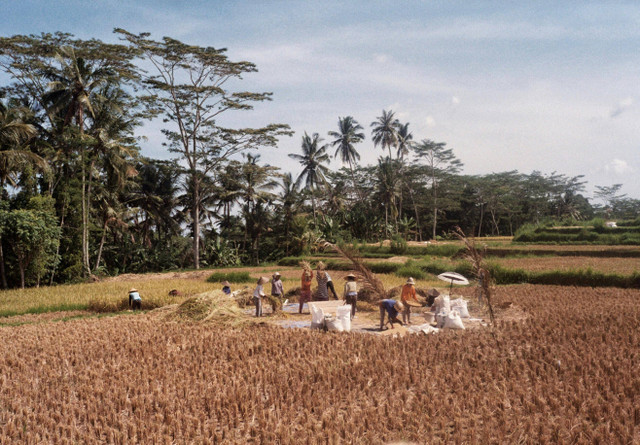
2,0,639,201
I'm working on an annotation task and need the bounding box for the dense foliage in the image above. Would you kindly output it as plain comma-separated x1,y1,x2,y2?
0,31,638,288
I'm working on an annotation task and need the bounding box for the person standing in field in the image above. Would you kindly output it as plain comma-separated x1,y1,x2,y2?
253,276,268,317
401,277,419,324
325,271,339,299
129,288,142,310
270,272,284,313
379,299,404,330
299,262,313,314
315,262,330,301
343,273,358,320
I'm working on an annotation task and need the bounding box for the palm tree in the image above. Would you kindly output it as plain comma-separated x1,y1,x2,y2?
42,46,114,276
370,109,399,158
238,154,280,264
328,116,364,199
395,122,413,160
375,157,402,238
288,132,330,223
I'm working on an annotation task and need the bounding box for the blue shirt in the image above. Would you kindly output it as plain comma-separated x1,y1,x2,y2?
382,299,398,318
222,286,231,295
129,292,141,301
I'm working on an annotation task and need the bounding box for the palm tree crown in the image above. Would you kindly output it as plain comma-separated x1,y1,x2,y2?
396,122,413,159
328,116,364,165
288,132,330,192
370,109,399,158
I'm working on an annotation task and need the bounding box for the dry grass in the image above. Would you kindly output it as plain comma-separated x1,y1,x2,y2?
1,285,639,443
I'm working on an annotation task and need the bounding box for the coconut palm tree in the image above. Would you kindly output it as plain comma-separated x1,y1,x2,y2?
328,116,364,199
370,109,399,159
42,46,114,276
395,122,413,160
288,132,330,223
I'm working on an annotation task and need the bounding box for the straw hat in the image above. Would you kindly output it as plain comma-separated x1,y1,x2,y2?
221,281,231,287
406,277,415,285
394,300,405,312
346,273,356,280
129,288,138,293
427,288,440,297
258,276,269,285
272,272,281,279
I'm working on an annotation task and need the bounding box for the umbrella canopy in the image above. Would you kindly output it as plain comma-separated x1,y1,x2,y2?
437,272,470,293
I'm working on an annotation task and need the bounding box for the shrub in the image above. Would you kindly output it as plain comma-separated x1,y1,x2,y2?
207,271,252,283
389,235,407,254
395,261,426,280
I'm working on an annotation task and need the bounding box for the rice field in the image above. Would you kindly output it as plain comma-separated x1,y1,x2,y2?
1,285,640,443
488,256,640,274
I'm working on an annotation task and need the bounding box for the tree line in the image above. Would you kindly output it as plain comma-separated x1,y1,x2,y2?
0,30,637,288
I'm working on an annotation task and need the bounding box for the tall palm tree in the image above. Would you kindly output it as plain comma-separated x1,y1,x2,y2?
328,116,364,199
370,109,399,158
395,122,413,160
43,46,114,276
288,132,330,223
238,154,280,264
375,157,402,238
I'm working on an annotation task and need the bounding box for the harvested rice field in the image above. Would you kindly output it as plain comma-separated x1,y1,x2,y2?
489,256,640,274
1,285,639,443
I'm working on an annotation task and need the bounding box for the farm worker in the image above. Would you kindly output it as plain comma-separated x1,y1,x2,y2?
426,288,440,307
129,288,142,310
379,299,404,330
315,262,330,301
299,262,313,314
325,272,339,299
343,273,358,320
401,277,418,324
253,276,268,317
270,272,284,313
221,281,232,295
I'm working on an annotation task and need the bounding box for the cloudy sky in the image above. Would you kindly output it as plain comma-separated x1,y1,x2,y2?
3,0,639,200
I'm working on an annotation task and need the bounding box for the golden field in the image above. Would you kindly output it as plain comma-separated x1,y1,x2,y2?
1,285,640,443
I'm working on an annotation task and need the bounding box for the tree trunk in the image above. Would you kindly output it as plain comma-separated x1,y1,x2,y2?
19,262,25,289
477,203,484,237
50,200,66,286
94,220,108,271
0,241,7,289
81,146,90,276
193,184,200,270
432,180,438,240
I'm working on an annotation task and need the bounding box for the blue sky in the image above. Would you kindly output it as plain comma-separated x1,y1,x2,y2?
3,1,640,200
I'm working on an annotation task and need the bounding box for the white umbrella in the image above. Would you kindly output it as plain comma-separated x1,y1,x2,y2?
437,272,470,294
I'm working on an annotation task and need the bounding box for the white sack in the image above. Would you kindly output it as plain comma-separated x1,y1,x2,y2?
443,310,465,330
436,311,448,328
450,298,470,318
433,295,450,314
336,305,352,332
310,304,325,329
325,314,343,332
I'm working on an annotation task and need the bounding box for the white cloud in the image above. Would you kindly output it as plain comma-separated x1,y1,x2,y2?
374,53,389,64
425,116,436,127
609,97,634,118
604,159,633,175
451,96,460,106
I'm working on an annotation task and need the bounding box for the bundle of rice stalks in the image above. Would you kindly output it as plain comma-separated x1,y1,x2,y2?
162,291,246,325
328,243,388,303
231,287,253,308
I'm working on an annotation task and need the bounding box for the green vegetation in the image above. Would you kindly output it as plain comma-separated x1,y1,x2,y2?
207,271,252,283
